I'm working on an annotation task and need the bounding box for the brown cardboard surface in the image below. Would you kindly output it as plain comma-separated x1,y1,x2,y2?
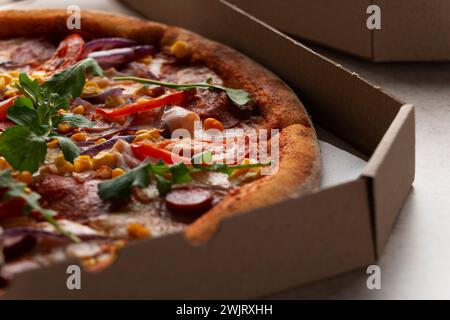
0,0,415,298
227,0,372,60
230,0,450,62
364,105,416,254
374,0,450,62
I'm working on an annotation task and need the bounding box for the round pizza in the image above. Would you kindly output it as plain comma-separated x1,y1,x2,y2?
0,9,320,287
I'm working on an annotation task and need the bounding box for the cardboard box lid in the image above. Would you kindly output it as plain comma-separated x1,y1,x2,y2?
229,0,450,62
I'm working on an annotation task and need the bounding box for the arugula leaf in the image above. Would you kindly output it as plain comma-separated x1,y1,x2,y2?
13,96,34,109
113,76,253,109
0,169,80,242
0,59,104,172
7,105,43,134
169,162,192,184
15,73,43,105
192,150,213,167
154,174,172,196
98,164,150,201
43,58,104,98
98,156,270,201
0,126,47,173
53,113,94,128
55,136,80,163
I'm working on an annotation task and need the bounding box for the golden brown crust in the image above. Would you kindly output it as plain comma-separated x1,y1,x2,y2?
0,9,321,242
185,124,321,243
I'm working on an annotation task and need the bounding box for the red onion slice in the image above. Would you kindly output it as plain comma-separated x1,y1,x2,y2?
88,45,157,69
82,38,138,57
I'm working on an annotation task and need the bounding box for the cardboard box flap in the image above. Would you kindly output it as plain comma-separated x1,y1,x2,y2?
363,104,415,254
228,0,373,60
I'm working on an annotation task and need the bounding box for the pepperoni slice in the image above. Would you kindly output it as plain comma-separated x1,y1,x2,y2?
38,34,85,72
165,187,213,215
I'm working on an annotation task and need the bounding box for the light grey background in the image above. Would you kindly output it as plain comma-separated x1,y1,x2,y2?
2,0,449,300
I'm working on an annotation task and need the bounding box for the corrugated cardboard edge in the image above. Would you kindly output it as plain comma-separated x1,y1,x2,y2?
363,105,416,255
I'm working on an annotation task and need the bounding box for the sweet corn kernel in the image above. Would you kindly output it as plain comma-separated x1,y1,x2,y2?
93,77,110,89
105,95,124,107
3,89,18,98
136,97,151,104
127,223,150,239
47,139,59,149
132,130,162,144
73,105,85,115
74,155,93,172
0,74,12,86
8,71,19,78
170,41,192,60
71,132,87,142
40,164,58,174
54,154,74,174
96,166,112,179
92,152,118,170
57,122,72,134
61,162,74,174
95,138,107,145
138,55,153,65
0,78,6,91
0,157,11,170
133,85,148,96
30,71,46,84
204,118,225,131
111,168,125,178
82,81,101,96
17,171,33,185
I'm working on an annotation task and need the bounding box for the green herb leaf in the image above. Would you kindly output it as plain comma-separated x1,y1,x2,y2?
0,169,80,242
169,162,192,184
7,105,43,134
55,136,80,163
15,73,43,105
13,96,34,109
43,58,104,99
154,173,172,196
98,164,150,201
113,76,253,109
191,150,213,167
0,125,47,173
53,114,95,128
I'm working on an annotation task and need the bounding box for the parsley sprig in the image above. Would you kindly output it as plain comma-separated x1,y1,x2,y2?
98,151,270,201
0,58,102,173
113,76,252,109
0,169,80,242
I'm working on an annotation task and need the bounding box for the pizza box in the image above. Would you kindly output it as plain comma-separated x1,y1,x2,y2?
228,0,450,62
0,0,415,299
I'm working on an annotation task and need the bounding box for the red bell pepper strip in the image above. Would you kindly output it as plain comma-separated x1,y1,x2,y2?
0,97,17,121
96,90,190,119
131,143,191,165
38,34,85,72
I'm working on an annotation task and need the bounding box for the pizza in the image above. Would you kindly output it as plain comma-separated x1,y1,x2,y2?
0,9,320,287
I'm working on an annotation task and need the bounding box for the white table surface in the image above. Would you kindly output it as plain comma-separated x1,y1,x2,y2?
2,0,449,300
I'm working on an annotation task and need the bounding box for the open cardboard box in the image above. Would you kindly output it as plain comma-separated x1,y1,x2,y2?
229,0,450,62
1,0,415,299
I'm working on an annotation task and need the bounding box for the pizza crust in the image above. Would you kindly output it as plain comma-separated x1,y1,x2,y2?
0,9,321,243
